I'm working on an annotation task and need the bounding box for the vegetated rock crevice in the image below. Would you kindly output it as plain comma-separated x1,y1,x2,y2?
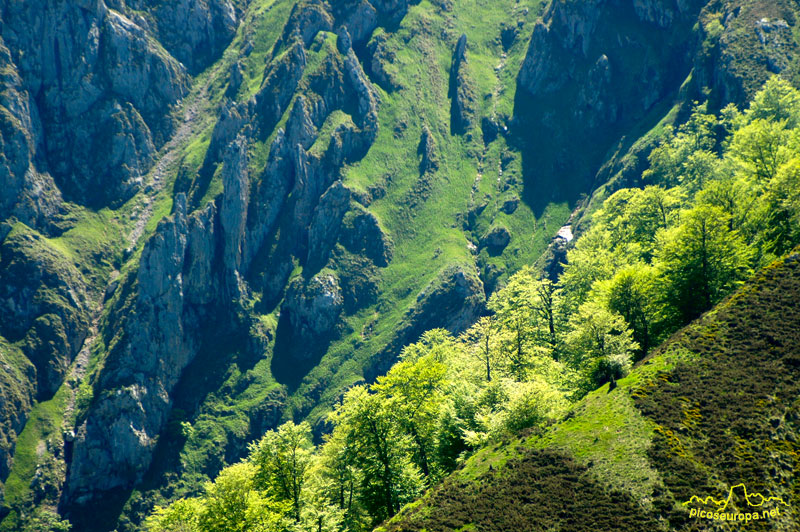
0,224,90,490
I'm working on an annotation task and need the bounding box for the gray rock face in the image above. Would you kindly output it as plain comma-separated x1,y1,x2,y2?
515,0,707,194
283,273,344,348
633,0,676,28
481,225,511,251
0,40,63,229
0,222,89,501
329,0,410,37
0,229,89,399
368,0,410,24
131,0,240,74
206,99,252,175
450,34,475,134
66,195,206,500
307,181,352,269
279,0,334,49
220,137,250,298
577,54,616,127
255,42,308,137
418,125,440,175
0,0,199,503
337,1,378,45
183,202,219,306
227,60,244,97
0,0,189,209
518,0,700,112
756,18,794,74
339,206,393,267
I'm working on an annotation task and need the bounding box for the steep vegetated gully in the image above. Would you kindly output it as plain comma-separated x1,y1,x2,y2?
0,0,796,529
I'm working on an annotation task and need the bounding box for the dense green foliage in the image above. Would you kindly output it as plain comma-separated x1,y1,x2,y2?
147,76,800,532
563,77,800,357
385,237,800,532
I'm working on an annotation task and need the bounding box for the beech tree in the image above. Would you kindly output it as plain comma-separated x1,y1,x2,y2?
763,158,800,255
745,76,800,128
489,268,564,377
596,265,659,358
318,430,365,530
560,228,620,313
655,204,753,323
373,337,449,479
146,498,204,532
727,118,790,182
295,458,345,532
249,421,314,522
643,103,717,191
327,386,422,524
564,301,638,391
462,316,499,382
198,462,290,532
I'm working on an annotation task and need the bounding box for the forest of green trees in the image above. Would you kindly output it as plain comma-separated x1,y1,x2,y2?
145,78,800,532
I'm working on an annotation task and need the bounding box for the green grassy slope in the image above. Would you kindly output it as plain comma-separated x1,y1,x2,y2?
285,0,569,429
383,249,800,531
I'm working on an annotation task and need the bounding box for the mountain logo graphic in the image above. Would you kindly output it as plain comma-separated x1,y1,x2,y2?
683,484,789,522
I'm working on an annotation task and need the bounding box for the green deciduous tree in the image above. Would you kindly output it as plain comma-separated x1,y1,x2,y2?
560,227,621,313
462,317,499,382
763,158,800,255
374,334,449,480
328,386,422,525
726,118,791,183
594,264,660,359
643,103,718,191
593,186,684,262
145,498,203,532
746,76,800,128
489,268,564,377
294,458,345,532
655,204,753,324
249,421,314,522
564,301,638,391
318,430,365,530
501,377,568,433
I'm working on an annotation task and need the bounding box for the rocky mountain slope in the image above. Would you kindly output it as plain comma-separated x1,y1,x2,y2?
0,0,798,530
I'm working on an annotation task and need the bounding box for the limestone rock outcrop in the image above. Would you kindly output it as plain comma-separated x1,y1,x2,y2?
0,0,188,211
450,34,475,134
0,228,89,400
283,273,344,347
